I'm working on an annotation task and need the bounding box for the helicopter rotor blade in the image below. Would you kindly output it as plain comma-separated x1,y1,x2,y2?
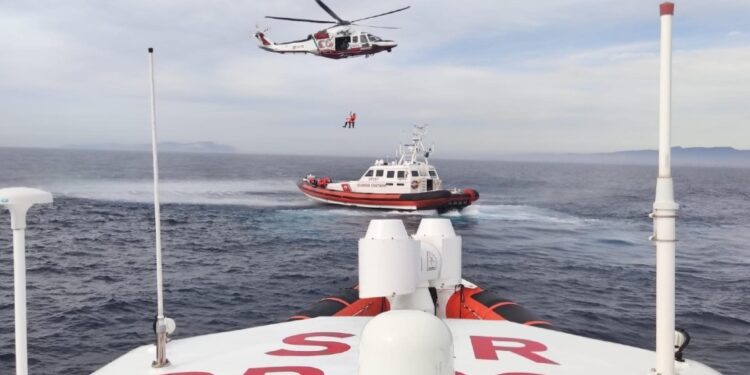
315,0,347,24
265,16,337,24
352,24,400,30
351,6,410,23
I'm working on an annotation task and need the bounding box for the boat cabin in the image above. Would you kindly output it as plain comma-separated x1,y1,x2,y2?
353,161,442,194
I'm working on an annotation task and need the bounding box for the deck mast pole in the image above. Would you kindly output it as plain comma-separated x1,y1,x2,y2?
0,188,52,375
652,3,677,375
148,47,171,368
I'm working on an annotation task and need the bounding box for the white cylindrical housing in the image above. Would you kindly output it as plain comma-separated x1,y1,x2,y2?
656,232,676,374
418,242,440,282
658,4,673,179
388,288,436,314
13,230,28,375
359,220,419,298
654,3,677,375
359,310,454,375
433,237,461,287
415,218,456,238
414,219,462,288
364,219,410,240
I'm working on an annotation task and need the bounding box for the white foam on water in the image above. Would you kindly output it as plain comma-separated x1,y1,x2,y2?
286,203,580,224
51,179,312,207
293,207,438,217
440,210,464,217
384,209,439,216
444,204,588,224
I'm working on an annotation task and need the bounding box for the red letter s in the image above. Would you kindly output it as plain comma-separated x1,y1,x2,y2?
266,332,355,357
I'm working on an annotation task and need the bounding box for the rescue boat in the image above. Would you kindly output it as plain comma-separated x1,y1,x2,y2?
299,125,479,211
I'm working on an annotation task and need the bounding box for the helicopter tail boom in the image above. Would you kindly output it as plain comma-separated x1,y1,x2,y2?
253,31,318,55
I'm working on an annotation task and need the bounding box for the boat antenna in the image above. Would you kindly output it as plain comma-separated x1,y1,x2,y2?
651,3,678,375
148,47,174,368
0,188,53,375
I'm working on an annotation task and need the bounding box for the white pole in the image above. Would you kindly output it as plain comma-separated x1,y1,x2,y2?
12,229,28,375
148,47,170,368
0,187,53,375
653,3,677,375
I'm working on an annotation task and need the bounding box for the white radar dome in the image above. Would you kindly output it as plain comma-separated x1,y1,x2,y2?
359,310,454,375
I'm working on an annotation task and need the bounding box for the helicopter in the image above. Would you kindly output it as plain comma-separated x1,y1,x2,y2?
254,0,410,59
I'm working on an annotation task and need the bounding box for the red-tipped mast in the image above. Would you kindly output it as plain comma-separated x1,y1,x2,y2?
653,3,677,375
660,2,675,16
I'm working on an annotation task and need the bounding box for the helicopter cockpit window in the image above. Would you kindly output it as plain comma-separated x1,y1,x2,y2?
361,34,369,43
368,34,382,42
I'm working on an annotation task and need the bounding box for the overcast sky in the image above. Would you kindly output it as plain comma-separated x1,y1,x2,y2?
1,0,748,158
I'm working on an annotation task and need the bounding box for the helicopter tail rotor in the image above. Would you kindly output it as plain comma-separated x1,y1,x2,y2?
253,27,274,46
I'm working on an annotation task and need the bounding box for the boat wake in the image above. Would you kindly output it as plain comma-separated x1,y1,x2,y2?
282,207,440,217
443,204,591,225
47,180,593,223
285,203,589,226
49,179,313,207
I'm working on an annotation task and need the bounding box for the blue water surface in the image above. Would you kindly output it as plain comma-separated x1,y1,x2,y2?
0,148,748,374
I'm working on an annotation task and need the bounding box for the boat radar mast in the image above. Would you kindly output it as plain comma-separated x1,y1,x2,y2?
397,124,434,165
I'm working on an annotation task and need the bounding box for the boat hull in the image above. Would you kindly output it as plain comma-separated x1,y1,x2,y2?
298,181,478,211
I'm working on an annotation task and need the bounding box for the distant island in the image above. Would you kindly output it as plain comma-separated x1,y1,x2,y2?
501,147,750,168
66,141,236,154
55,144,748,167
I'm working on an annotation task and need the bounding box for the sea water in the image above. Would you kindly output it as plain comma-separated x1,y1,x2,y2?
0,148,748,374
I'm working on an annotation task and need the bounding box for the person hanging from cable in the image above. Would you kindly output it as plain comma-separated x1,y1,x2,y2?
350,112,357,128
343,111,352,128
